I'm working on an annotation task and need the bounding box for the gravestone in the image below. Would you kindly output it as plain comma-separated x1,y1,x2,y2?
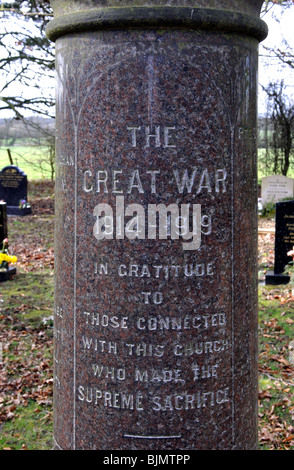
47,0,267,450
0,203,16,282
0,202,7,242
261,175,294,205
0,166,32,216
266,200,294,285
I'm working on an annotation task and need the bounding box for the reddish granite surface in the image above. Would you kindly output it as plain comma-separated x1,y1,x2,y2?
50,1,267,450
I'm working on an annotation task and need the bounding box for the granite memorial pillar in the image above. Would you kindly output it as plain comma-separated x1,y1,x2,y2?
47,0,268,450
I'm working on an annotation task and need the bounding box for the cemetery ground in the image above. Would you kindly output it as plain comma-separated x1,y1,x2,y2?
0,182,293,451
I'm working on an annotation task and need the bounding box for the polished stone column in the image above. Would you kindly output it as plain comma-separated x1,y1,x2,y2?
47,0,267,450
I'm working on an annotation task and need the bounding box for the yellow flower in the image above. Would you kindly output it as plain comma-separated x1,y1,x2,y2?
0,253,17,264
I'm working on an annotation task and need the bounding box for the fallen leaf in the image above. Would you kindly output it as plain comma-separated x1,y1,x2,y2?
283,434,294,443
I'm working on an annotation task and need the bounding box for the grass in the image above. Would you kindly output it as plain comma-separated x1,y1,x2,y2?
0,401,53,450
0,181,54,450
0,146,54,180
258,286,294,449
1,271,54,322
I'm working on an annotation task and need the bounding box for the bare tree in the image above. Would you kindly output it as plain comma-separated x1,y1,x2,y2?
262,81,294,176
0,0,55,118
0,0,292,119
260,0,294,75
262,0,294,14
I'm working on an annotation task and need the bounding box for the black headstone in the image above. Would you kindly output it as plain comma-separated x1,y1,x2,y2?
0,201,16,281
0,166,32,215
266,200,294,285
0,202,8,242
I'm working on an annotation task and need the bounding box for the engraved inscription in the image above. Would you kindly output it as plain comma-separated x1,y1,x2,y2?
71,123,232,435
82,167,227,195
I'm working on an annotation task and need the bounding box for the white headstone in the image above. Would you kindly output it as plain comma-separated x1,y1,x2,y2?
261,175,294,204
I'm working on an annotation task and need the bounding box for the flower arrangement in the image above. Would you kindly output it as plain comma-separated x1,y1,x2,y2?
19,199,31,209
0,238,17,271
0,253,17,264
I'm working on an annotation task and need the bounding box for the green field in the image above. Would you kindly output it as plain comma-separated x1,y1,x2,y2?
0,146,54,180
0,145,293,183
